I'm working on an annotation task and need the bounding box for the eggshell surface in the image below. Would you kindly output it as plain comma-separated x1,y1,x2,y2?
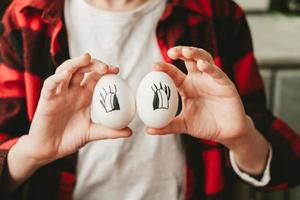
136,71,178,128
91,74,135,129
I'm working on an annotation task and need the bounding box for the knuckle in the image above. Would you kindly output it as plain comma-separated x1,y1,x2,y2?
62,59,73,67
55,67,61,73
96,60,108,68
92,59,108,69
57,59,73,72
55,66,63,74
56,63,66,72
43,76,52,86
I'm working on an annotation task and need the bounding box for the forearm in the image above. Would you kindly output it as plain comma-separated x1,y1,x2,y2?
228,116,270,176
3,136,42,194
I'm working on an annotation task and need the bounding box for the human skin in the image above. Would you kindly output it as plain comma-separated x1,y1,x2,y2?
4,54,133,193
4,47,269,195
147,46,269,177
2,0,268,195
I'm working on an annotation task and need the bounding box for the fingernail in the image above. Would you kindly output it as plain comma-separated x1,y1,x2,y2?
83,52,90,58
153,61,161,66
108,65,116,68
173,48,179,52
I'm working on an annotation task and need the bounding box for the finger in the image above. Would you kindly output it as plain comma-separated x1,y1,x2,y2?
41,70,71,99
55,53,91,74
69,72,85,87
167,46,184,60
77,59,113,74
69,59,111,87
168,46,215,73
197,60,231,85
106,65,119,74
146,117,186,135
153,61,186,87
81,65,120,90
78,63,119,82
80,72,102,91
184,60,198,73
168,46,214,64
88,124,133,141
181,47,214,64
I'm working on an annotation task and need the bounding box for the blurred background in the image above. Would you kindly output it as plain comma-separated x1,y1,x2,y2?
233,0,300,200
1,0,300,199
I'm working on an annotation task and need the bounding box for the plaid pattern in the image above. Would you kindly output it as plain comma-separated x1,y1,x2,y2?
0,0,299,199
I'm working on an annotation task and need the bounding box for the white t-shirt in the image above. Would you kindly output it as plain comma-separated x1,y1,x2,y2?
64,0,185,199
64,0,272,199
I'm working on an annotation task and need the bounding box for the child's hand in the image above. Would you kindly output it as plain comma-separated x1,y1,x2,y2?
19,54,132,166
147,46,252,147
147,46,269,176
147,46,270,176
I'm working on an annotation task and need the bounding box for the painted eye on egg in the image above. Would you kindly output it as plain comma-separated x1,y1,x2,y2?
91,74,135,129
99,84,120,113
151,82,171,111
136,72,178,129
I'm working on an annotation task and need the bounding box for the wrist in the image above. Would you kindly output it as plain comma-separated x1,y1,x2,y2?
224,116,270,175
5,136,45,193
224,115,257,152
8,136,45,170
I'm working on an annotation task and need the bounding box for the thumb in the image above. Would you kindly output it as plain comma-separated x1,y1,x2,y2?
146,117,186,135
88,123,133,142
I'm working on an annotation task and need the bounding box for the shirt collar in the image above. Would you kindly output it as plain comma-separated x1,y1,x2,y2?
17,0,64,23
168,0,207,14
17,0,205,23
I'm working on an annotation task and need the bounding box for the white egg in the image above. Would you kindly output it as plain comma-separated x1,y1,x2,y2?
91,74,135,129
136,71,179,128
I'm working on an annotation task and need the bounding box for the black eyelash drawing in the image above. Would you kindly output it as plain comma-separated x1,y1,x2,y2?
151,82,171,110
99,84,120,113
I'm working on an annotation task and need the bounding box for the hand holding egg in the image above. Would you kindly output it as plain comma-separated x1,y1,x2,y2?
90,45,252,148
146,46,254,148
23,54,132,167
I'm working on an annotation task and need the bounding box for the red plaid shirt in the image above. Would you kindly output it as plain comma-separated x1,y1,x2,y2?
1,0,300,199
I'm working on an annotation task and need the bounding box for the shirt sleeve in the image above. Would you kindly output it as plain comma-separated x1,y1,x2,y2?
229,2,300,190
0,150,9,184
229,145,272,187
0,4,29,196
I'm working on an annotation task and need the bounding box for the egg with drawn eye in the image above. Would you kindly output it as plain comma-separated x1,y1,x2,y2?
91,74,136,129
136,71,179,129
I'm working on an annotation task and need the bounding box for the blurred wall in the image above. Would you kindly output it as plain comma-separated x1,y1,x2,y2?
234,2,300,200
234,0,270,11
